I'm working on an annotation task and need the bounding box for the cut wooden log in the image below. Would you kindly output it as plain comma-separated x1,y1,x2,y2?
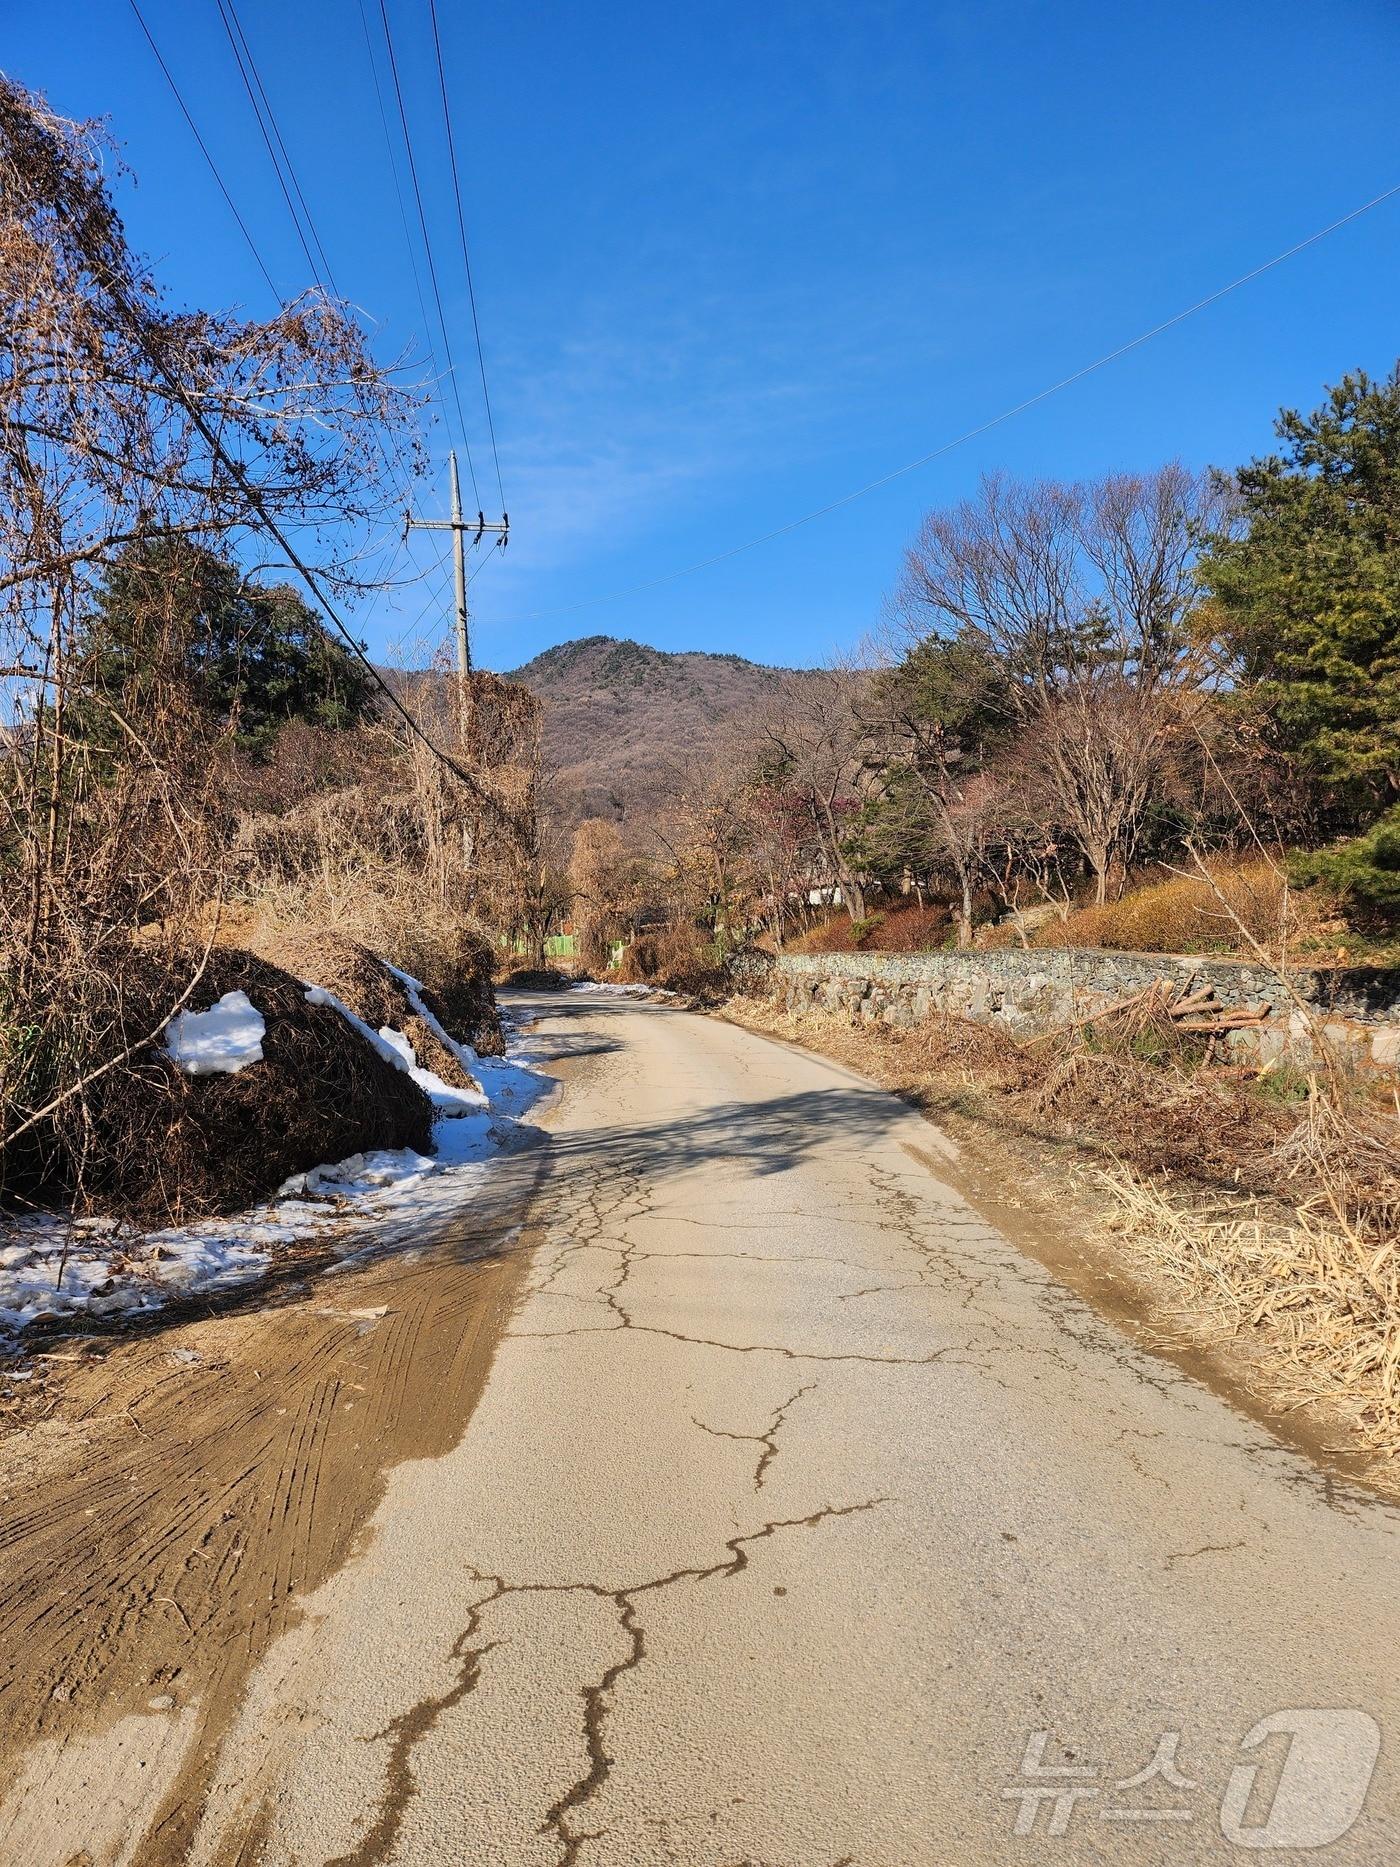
1169,984,1219,1018
1175,1010,1270,1033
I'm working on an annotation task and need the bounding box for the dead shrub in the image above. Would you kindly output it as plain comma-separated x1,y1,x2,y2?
868,902,954,951
616,923,724,995
426,924,505,1057
1031,1047,1290,1184
233,721,508,1062
787,902,954,955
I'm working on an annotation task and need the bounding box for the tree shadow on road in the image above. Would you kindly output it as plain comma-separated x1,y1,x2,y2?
516,992,911,1185
541,1084,907,1184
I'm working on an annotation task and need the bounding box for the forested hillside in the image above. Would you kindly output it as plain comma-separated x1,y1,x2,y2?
503,635,814,829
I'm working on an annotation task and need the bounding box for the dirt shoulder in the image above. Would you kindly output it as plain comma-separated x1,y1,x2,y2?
0,1142,542,1867
719,995,1400,1502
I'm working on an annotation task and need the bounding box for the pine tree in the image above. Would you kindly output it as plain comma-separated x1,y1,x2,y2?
75,537,374,758
1201,366,1400,830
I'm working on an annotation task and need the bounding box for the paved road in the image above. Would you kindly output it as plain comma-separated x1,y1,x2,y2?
188,992,1400,1865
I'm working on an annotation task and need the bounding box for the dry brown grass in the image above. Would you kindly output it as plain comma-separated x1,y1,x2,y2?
234,799,505,1058
786,914,860,954
1100,1136,1400,1456
787,901,953,955
1026,856,1335,956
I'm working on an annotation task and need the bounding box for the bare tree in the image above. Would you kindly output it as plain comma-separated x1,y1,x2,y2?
568,818,651,970
734,777,810,950
0,77,417,1189
759,667,876,921
894,465,1219,903
649,735,767,947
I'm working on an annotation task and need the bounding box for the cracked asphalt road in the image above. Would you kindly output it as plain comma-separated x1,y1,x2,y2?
186,992,1400,1864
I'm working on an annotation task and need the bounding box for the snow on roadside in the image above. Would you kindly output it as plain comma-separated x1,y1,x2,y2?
0,975,554,1346
567,981,674,999
380,960,540,1116
376,1025,485,1114
306,979,491,1116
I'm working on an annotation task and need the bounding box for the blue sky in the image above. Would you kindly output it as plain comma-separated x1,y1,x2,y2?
9,0,1400,671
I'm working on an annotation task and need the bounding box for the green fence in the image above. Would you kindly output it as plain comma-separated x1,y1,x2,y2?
504,932,578,959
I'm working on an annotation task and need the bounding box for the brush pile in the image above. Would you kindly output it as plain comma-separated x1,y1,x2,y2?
246,931,482,1092
3,948,434,1223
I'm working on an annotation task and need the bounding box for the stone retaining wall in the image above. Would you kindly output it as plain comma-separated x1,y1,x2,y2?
772,948,1400,1073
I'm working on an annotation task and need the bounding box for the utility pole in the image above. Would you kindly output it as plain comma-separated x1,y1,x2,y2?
403,455,508,872
403,451,508,682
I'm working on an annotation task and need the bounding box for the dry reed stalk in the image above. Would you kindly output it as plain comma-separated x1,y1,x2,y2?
1097,1162,1400,1458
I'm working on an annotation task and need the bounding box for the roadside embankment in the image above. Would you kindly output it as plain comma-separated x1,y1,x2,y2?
722,974,1400,1483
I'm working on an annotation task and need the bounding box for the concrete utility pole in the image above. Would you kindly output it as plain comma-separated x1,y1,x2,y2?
403,451,508,679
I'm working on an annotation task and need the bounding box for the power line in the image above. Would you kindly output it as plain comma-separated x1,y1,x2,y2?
355,0,448,426
212,0,327,294
216,0,341,297
196,2,457,551
354,0,472,590
384,528,505,666
127,5,468,684
132,0,406,534
196,4,457,631
373,0,482,507
141,0,504,676
97,263,495,793
490,179,1400,629
127,0,279,299
426,0,505,509
383,529,456,657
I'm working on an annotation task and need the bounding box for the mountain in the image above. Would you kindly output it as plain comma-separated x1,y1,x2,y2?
501,635,807,832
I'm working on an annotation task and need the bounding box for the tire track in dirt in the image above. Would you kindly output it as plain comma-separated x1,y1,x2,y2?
0,1159,542,1867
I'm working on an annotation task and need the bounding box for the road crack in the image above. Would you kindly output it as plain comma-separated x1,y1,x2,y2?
327,1592,502,1867
1163,1539,1248,1569
691,1383,817,1490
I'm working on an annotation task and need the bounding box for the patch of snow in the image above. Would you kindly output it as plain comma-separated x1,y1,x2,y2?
375,1024,487,1116
164,991,266,1075
308,987,492,1117
303,984,410,1073
380,957,429,996
381,962,483,1071
568,981,673,999
0,1212,271,1333
376,1025,416,1070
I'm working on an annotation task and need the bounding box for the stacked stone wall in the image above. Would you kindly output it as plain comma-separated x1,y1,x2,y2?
773,949,1400,1073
